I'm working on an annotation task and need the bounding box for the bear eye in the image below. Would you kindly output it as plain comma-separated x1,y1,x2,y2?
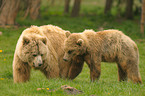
33,54,37,57
68,50,74,54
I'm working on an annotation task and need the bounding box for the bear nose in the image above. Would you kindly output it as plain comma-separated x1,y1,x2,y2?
38,63,43,66
63,58,68,61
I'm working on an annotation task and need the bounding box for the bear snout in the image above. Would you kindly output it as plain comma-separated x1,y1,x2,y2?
37,59,43,67
63,58,68,62
33,55,43,67
63,53,70,62
38,63,43,66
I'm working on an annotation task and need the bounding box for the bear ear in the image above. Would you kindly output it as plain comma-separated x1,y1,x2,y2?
77,39,83,46
23,36,30,45
65,31,71,38
41,37,47,45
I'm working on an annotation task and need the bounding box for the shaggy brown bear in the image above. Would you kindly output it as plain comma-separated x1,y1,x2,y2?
39,25,84,79
63,29,142,83
13,25,84,83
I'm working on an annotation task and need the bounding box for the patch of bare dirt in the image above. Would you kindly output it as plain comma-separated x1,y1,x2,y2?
61,85,83,95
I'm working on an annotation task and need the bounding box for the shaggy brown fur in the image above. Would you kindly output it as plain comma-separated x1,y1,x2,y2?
39,25,84,79
13,25,83,83
63,29,142,83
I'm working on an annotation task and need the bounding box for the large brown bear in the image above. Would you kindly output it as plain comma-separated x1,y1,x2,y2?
39,25,84,79
63,29,142,83
13,25,84,83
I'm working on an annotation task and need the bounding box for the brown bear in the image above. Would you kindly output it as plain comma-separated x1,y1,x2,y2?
63,29,142,83
13,25,84,83
39,25,84,79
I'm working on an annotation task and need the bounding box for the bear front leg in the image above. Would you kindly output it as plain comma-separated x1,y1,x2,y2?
117,62,127,82
68,56,84,79
13,55,31,83
40,58,59,79
90,53,101,82
59,58,71,78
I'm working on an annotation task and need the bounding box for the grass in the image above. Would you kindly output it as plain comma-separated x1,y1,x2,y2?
0,0,145,96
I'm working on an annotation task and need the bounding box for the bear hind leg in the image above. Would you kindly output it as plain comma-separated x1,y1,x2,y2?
126,59,142,84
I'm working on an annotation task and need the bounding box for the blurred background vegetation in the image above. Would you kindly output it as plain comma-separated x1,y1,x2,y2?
0,0,144,38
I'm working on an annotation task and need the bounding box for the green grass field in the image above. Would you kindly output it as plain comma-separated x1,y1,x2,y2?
0,0,145,96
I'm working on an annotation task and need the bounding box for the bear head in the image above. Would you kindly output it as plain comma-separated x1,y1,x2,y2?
18,34,49,68
63,32,87,62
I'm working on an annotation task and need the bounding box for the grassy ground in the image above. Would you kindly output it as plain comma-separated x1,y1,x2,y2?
0,0,145,96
